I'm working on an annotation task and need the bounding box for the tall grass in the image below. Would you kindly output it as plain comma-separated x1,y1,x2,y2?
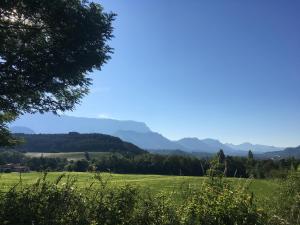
266,171,300,225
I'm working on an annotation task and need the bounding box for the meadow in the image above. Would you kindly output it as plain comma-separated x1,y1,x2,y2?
1,152,297,224
0,172,278,201
1,171,299,224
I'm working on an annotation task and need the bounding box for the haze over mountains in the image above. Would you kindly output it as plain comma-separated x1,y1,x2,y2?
226,143,284,153
260,146,300,159
10,114,287,155
11,113,150,134
115,130,183,150
176,138,247,155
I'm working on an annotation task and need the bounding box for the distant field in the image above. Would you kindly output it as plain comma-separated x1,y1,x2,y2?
0,172,279,202
25,152,110,161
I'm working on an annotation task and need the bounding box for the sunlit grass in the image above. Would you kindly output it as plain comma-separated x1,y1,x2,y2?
0,172,279,203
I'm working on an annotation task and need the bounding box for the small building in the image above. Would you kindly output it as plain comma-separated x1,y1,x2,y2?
0,164,30,173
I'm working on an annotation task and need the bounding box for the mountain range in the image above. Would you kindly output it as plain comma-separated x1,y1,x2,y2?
259,146,300,159
9,113,290,156
10,113,150,134
226,142,284,153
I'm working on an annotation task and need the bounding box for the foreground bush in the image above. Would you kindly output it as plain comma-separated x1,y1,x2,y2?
0,174,89,225
179,178,266,225
0,173,296,225
267,171,300,225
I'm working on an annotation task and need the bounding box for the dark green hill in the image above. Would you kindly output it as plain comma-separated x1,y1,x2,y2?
10,133,146,156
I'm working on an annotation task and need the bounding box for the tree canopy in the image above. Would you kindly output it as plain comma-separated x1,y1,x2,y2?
217,149,225,164
0,0,115,146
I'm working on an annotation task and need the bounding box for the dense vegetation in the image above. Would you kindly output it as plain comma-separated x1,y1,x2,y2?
6,133,146,156
0,0,115,146
0,172,299,225
1,149,299,224
1,150,299,178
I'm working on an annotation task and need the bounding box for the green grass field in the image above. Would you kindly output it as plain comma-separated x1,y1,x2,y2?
0,172,279,203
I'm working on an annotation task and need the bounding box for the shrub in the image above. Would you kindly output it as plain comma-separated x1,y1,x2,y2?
0,173,278,225
0,174,89,225
180,178,266,225
89,185,138,225
134,193,180,225
269,171,300,225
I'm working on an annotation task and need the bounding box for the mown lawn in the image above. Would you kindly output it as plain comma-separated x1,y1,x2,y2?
0,172,279,203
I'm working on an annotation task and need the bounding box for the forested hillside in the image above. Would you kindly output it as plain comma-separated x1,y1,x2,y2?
9,133,146,156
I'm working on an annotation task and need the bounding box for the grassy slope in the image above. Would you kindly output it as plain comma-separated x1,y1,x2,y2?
0,172,279,202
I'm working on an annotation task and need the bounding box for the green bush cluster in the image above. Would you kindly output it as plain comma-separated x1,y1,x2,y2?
0,174,88,225
179,179,265,225
267,172,300,225
0,173,299,225
0,176,264,225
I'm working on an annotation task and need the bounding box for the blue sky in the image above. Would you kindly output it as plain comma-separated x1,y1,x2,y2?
66,0,300,147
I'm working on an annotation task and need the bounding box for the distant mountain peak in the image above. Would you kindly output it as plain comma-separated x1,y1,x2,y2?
9,113,287,157
226,142,284,153
10,113,151,134
240,142,252,145
10,126,35,134
115,130,183,150
202,138,223,145
179,137,200,141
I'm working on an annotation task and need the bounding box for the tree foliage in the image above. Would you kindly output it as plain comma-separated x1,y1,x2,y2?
1,150,299,178
0,113,20,147
248,150,254,160
0,0,115,146
271,172,300,224
217,149,225,164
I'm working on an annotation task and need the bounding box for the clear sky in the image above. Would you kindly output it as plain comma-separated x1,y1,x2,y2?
66,0,300,147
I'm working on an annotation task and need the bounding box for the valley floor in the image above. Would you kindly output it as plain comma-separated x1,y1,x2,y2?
0,172,279,202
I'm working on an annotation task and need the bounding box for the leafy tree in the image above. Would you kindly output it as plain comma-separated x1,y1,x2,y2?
0,113,21,146
26,156,68,171
73,159,89,172
248,150,254,160
84,151,90,161
246,150,255,177
0,0,115,146
225,156,247,177
0,150,26,164
217,149,225,164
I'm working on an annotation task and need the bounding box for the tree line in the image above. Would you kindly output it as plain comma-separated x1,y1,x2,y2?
0,150,299,178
